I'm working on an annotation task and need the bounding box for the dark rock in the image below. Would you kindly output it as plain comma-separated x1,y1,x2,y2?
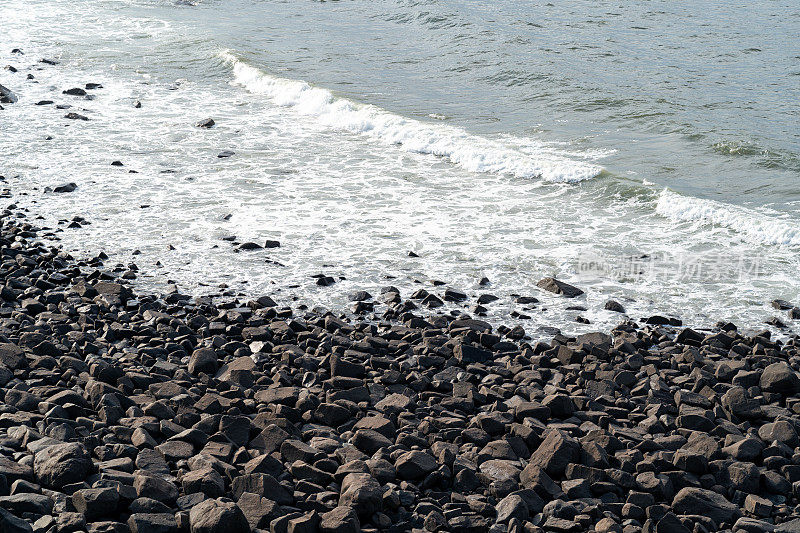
188,498,249,533
671,487,740,525
127,513,178,533
181,468,225,497
339,473,382,516
53,182,78,193
236,492,279,529
72,487,119,520
454,342,492,364
528,429,580,478
0,507,32,533
536,277,584,298
63,87,87,96
188,348,218,375
760,362,800,395
496,494,528,523
395,450,437,479
196,118,215,128
0,343,27,369
33,442,92,489
319,506,360,533
0,84,17,104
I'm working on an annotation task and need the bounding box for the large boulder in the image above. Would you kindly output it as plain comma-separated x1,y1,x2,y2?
188,499,249,533
72,487,119,520
188,348,218,375
394,450,437,480
0,343,26,369
0,84,17,104
536,277,584,298
760,362,800,395
672,487,740,526
33,442,92,489
339,473,382,517
320,506,360,533
527,429,580,477
0,508,32,533
127,513,178,533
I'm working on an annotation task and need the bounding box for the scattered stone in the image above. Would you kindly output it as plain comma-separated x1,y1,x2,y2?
53,182,78,193
537,277,584,297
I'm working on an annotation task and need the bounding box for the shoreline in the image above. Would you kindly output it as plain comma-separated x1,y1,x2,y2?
2,188,800,532
3,43,800,533
2,45,799,340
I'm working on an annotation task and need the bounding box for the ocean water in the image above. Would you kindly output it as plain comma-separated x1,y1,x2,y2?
1,0,799,335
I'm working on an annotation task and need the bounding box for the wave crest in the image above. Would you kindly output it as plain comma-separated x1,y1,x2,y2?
219,50,603,183
655,189,800,246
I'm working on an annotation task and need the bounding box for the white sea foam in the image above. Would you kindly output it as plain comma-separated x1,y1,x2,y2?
656,189,800,246
219,51,602,183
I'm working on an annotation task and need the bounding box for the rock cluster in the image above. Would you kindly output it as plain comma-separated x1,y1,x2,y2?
2,201,800,533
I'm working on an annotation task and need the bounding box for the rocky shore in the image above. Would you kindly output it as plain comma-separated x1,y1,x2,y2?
2,189,800,533
4,44,800,533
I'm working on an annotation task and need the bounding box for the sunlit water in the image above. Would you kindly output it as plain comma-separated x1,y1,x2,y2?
1,0,799,336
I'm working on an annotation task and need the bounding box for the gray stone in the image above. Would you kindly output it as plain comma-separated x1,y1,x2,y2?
188,498,249,533
33,442,92,489
671,487,740,526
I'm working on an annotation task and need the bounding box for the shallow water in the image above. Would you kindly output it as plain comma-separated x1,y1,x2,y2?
1,0,799,335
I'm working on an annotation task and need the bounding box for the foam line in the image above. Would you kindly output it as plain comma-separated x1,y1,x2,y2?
656,189,800,246
219,51,602,183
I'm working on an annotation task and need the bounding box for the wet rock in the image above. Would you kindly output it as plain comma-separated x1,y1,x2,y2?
537,277,584,297
196,118,215,128
64,112,89,120
53,182,78,193
63,87,87,96
0,84,17,104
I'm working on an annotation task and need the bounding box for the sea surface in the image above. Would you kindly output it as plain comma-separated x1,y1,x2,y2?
2,0,799,335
